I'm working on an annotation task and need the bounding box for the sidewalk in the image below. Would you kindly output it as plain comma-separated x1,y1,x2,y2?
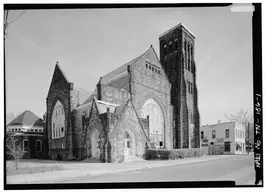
6,154,238,184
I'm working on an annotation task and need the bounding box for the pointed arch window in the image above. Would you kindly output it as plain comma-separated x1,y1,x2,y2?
52,100,65,139
140,98,164,148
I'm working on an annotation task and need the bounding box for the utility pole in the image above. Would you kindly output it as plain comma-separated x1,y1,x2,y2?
4,9,9,66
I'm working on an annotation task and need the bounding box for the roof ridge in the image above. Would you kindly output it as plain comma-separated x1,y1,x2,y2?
101,47,151,85
8,110,43,126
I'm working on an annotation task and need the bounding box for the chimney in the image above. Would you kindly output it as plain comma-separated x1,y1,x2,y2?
97,77,102,100
69,82,74,90
218,120,221,124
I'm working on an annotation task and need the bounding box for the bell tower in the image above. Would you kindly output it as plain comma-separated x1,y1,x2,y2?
159,23,200,149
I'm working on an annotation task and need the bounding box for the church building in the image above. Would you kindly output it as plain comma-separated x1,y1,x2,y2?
44,23,200,162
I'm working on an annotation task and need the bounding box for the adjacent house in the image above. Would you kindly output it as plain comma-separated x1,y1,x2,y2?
6,110,45,159
200,121,246,155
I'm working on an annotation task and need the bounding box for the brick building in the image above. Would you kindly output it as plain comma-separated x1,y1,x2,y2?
6,110,44,159
200,121,246,155
45,23,200,162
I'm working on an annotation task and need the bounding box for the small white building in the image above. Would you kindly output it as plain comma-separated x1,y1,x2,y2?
200,121,246,154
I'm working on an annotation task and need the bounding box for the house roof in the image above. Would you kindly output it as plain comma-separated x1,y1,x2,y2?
8,110,43,127
202,122,235,128
82,93,97,105
101,54,143,85
100,46,163,92
107,74,130,91
73,87,93,106
96,100,119,114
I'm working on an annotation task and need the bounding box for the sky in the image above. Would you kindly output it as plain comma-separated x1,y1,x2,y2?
5,6,253,125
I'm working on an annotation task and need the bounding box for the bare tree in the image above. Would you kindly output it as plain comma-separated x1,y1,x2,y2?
6,132,27,174
225,108,253,126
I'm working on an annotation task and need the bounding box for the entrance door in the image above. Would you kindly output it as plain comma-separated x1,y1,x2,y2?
92,129,100,159
124,132,132,156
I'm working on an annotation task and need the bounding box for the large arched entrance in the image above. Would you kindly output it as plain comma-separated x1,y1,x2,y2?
124,130,136,157
91,129,100,159
140,98,164,148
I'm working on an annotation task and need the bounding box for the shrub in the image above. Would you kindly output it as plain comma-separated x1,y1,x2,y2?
144,148,204,160
209,145,224,155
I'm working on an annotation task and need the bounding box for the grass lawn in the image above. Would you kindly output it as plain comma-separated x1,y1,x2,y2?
6,158,101,176
6,160,63,176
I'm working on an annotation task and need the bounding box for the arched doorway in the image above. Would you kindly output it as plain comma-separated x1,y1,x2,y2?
91,129,100,159
140,98,164,148
124,130,136,157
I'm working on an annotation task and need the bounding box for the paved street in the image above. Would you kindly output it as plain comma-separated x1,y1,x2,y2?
62,155,254,185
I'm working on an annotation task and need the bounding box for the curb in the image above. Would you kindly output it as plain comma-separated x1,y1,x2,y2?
7,155,240,184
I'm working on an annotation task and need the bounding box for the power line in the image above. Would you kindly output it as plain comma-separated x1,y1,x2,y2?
8,10,26,25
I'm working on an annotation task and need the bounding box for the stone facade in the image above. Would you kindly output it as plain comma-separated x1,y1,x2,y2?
45,23,200,162
46,64,74,160
129,47,172,149
159,23,200,149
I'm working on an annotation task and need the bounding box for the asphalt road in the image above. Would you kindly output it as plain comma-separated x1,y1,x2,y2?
63,155,255,185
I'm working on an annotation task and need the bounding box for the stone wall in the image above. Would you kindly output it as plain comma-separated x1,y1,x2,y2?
46,65,74,160
74,105,90,159
83,101,108,162
109,102,147,162
130,48,173,149
101,84,130,105
159,24,200,149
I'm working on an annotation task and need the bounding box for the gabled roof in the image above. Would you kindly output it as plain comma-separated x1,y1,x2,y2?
101,46,163,91
82,93,97,105
8,110,43,127
101,54,143,85
73,87,94,106
47,62,71,98
107,74,130,91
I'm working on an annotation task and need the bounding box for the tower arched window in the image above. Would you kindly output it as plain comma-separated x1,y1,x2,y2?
184,40,188,69
191,45,194,61
174,39,178,51
52,100,65,139
169,42,172,54
164,45,167,57
188,43,191,71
